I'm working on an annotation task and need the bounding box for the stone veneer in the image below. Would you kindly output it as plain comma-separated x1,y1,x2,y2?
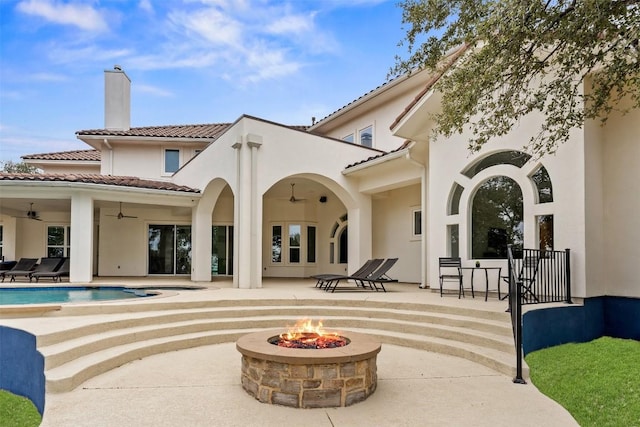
236,330,381,408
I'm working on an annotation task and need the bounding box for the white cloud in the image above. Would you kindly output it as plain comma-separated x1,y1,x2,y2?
138,0,154,14
16,0,109,32
47,44,132,65
30,72,69,82
134,84,173,97
168,8,241,47
266,13,315,35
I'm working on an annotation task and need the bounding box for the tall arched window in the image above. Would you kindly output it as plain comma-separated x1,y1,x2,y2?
472,176,523,259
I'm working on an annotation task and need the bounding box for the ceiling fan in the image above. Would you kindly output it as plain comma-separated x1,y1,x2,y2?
289,183,306,203
18,203,42,221
107,202,138,220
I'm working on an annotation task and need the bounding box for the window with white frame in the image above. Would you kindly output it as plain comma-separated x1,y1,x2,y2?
164,149,180,174
359,125,373,147
271,223,316,265
47,225,71,257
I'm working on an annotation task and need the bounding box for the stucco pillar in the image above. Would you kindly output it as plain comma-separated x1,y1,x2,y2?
420,167,428,288
191,203,212,282
70,194,93,283
248,136,263,289
347,197,372,275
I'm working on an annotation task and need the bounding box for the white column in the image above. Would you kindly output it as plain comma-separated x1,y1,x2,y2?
420,167,429,288
191,203,212,282
248,136,263,289
347,197,372,275
70,194,93,283
232,140,243,288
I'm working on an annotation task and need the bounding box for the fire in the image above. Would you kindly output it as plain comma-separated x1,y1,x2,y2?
274,318,349,349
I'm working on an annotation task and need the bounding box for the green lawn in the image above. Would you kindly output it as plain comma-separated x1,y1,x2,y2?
0,390,41,427
526,336,640,427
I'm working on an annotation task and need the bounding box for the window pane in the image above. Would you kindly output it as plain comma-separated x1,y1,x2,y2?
272,226,282,263
148,225,175,274
48,226,65,246
538,215,554,252
448,225,459,258
531,166,553,203
359,126,372,147
449,183,464,215
343,134,354,143
413,210,422,235
48,247,64,258
211,226,227,275
289,224,301,263
165,149,180,173
462,150,531,178
339,227,348,264
307,226,316,263
175,226,192,274
472,176,523,259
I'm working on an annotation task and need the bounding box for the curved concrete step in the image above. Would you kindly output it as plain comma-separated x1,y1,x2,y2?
39,300,521,393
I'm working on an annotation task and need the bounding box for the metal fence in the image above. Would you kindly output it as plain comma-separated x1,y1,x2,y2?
507,246,572,383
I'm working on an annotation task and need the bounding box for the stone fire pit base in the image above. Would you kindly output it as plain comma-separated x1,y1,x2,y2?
237,330,381,408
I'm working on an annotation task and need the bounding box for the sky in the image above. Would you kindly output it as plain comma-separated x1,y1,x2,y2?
0,0,411,163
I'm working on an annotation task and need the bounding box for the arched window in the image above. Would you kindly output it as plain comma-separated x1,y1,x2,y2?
338,226,348,264
530,166,553,203
448,182,464,215
472,176,523,259
462,150,531,178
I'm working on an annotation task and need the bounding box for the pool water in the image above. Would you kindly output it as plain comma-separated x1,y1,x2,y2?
0,287,153,305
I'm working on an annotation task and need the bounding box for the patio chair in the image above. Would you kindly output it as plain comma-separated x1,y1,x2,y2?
439,257,464,298
8,257,65,282
31,257,70,283
313,259,383,290
0,258,39,282
501,256,540,303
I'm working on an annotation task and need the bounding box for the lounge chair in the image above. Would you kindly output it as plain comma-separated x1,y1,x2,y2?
324,258,398,293
0,258,39,282
363,258,399,292
31,258,70,282
312,259,383,290
7,257,65,282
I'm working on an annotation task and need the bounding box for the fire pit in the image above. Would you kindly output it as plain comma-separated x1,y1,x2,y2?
236,320,381,408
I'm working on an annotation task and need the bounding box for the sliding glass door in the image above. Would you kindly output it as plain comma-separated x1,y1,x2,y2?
211,225,233,275
148,225,191,275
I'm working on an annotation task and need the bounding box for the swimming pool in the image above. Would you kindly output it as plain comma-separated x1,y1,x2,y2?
0,287,156,305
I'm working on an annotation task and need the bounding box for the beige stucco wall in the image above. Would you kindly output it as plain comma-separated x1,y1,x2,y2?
601,97,640,297
372,184,421,283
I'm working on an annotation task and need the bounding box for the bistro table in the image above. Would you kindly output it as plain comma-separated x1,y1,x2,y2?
460,266,503,301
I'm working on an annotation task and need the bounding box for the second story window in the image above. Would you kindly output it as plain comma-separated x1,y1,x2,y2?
359,125,372,147
343,134,354,143
164,149,180,174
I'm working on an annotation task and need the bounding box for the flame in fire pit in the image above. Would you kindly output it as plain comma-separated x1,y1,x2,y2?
270,319,349,349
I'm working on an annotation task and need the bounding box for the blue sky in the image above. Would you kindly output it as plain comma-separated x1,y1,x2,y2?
0,0,409,163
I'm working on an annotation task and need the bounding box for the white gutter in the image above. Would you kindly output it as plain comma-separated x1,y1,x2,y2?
104,138,113,175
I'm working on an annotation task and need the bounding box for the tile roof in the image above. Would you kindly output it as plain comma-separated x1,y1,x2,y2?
390,44,469,131
344,140,413,169
76,123,233,139
0,173,200,193
22,149,101,162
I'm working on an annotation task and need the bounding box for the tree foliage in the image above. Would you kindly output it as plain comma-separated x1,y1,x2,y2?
391,0,640,157
0,160,41,174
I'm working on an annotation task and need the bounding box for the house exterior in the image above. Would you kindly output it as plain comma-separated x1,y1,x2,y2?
0,54,638,303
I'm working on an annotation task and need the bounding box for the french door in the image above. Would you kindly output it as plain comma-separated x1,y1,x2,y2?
211,225,233,275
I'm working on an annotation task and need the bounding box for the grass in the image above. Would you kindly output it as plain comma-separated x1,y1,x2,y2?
0,390,41,427
526,336,640,427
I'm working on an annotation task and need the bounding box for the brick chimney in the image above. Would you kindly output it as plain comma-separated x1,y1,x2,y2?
104,65,131,130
